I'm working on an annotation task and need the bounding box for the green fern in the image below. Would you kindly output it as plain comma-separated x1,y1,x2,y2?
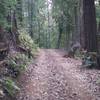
3,78,20,97
18,30,38,55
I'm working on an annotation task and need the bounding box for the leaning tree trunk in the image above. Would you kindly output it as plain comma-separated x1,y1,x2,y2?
80,0,98,52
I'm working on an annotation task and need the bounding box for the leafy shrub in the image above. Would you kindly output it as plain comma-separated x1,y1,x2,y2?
3,78,20,97
6,53,31,77
0,78,20,97
18,30,37,55
8,53,31,66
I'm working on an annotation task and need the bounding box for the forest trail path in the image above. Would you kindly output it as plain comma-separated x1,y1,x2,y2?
16,49,96,100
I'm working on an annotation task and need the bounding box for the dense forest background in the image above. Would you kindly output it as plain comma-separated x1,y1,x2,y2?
0,0,100,50
0,0,100,99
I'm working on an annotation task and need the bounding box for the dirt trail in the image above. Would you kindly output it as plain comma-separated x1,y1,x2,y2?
16,49,98,100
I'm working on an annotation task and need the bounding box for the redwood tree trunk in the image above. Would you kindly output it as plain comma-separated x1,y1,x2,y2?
80,0,98,52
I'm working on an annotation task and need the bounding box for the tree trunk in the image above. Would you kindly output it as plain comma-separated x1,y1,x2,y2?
57,24,63,49
80,0,98,52
98,22,100,34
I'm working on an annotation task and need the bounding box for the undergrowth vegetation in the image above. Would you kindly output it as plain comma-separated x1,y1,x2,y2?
6,53,31,77
0,78,20,97
0,30,38,99
82,52,98,68
18,30,38,56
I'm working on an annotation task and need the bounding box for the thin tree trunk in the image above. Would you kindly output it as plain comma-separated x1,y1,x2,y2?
57,24,63,49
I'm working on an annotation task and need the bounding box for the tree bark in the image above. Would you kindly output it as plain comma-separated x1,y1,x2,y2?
80,0,98,52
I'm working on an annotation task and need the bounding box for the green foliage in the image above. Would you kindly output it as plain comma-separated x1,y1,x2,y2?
0,78,20,97
0,0,17,27
0,0,7,26
7,53,31,77
52,0,79,48
19,30,37,55
3,78,20,97
96,3,100,23
8,53,31,65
